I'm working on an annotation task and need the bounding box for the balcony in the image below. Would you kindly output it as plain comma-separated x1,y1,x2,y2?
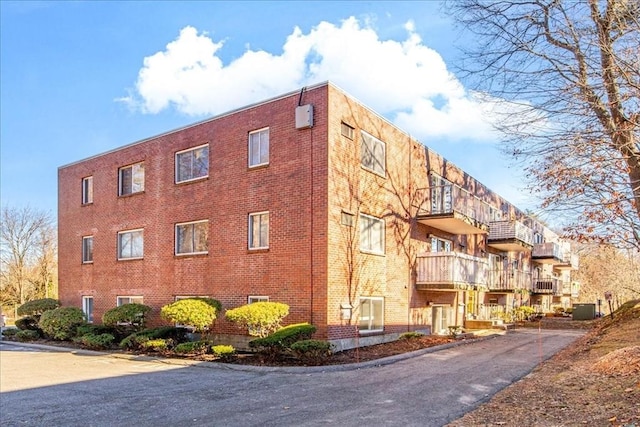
532,242,564,264
532,277,560,294
416,252,488,291
555,252,579,270
487,220,534,252
416,184,491,235
487,269,532,292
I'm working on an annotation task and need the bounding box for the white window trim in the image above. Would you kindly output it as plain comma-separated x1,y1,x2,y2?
82,176,93,205
359,213,385,255
82,236,94,264
116,296,144,306
117,229,144,260
359,296,384,334
175,144,209,184
175,220,209,256
430,236,452,253
118,162,145,196
248,127,270,168
248,295,269,304
248,211,269,250
360,130,386,177
82,296,94,323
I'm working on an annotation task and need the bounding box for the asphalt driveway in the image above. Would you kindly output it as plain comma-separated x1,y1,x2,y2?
0,328,585,427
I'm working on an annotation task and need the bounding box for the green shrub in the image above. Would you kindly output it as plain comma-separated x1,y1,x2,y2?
119,326,188,350
212,345,236,361
102,304,151,331
76,324,120,338
2,328,19,337
141,339,170,352
15,316,41,331
75,333,115,350
290,339,333,365
39,307,86,340
160,298,221,333
249,323,316,358
174,341,210,354
514,306,536,321
17,298,60,317
15,329,40,342
119,333,149,350
399,331,425,340
225,302,289,337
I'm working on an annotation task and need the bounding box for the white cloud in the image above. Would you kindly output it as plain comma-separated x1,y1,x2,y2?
124,18,505,142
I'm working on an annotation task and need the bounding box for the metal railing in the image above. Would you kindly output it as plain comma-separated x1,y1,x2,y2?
423,184,494,225
487,269,532,291
488,220,534,246
532,276,560,294
533,242,563,260
416,252,488,287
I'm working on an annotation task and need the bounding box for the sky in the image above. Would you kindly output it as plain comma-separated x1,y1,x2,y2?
0,1,537,220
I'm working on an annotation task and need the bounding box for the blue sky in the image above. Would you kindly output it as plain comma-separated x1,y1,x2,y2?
0,1,534,219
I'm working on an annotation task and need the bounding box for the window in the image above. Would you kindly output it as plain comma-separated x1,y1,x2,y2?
359,297,383,333
431,236,452,253
360,131,386,176
359,214,385,254
248,211,269,249
176,144,209,183
248,296,269,304
118,162,145,196
82,236,94,263
118,229,144,260
341,122,354,139
341,211,354,227
82,296,94,323
176,220,208,255
117,296,144,306
248,128,269,167
82,176,93,204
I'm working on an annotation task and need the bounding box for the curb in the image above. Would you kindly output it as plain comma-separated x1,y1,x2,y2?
0,332,504,373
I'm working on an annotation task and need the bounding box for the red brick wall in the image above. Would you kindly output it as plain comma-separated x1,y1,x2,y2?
58,85,330,334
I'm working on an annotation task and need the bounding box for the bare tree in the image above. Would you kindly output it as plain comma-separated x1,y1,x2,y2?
447,0,640,249
0,205,57,306
576,244,640,305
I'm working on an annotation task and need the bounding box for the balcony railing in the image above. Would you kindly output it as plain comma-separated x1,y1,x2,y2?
487,269,532,291
532,277,560,294
532,242,564,263
488,220,534,251
416,252,488,290
556,252,580,270
416,185,492,235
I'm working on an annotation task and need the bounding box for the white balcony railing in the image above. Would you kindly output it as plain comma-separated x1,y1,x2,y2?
487,269,532,291
488,220,534,246
416,252,488,288
532,277,560,294
533,242,563,260
425,184,494,226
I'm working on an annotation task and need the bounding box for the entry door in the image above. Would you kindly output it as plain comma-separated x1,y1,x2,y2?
432,305,450,335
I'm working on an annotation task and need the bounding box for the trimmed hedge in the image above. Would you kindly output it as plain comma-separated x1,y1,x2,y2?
39,307,86,340
102,303,151,331
160,298,221,333
399,331,425,340
74,333,115,350
249,323,316,354
15,329,40,342
17,298,60,317
15,316,41,331
174,341,209,355
290,339,333,365
225,302,289,337
119,326,188,350
212,345,236,361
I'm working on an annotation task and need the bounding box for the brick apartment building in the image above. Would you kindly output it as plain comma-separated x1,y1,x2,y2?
58,82,579,349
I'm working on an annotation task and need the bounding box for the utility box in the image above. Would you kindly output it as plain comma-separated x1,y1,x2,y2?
572,303,596,320
295,104,313,129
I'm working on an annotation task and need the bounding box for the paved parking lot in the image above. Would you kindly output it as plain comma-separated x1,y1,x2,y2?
0,329,585,426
